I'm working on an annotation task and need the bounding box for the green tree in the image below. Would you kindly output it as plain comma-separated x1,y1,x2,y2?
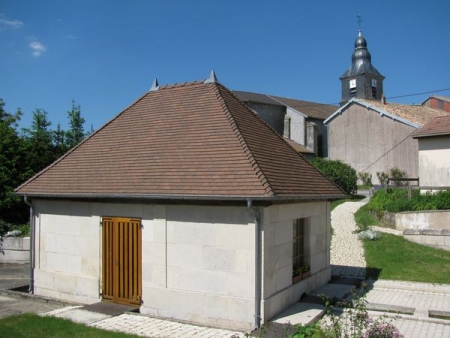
0,99,29,225
22,108,56,173
53,122,68,157
65,100,86,149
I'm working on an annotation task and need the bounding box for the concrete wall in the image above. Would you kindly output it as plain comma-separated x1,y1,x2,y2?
309,118,328,158
32,199,330,330
247,102,286,136
395,210,450,231
403,229,450,251
286,107,306,146
0,237,30,264
417,136,450,187
260,201,331,321
328,104,419,184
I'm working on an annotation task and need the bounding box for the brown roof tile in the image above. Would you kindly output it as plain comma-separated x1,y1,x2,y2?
412,115,450,138
360,99,450,126
16,80,345,200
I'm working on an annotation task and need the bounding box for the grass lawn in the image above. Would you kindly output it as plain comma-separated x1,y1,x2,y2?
363,233,450,284
0,313,140,338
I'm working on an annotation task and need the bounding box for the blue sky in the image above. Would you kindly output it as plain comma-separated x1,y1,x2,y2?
1,0,449,131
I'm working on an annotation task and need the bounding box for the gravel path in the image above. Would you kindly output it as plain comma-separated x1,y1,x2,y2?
330,200,368,277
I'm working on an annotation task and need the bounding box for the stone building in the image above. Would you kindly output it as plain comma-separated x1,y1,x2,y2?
234,91,336,158
325,31,449,184
15,75,344,330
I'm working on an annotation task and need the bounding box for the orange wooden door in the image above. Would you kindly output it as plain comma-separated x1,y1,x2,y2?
102,217,142,305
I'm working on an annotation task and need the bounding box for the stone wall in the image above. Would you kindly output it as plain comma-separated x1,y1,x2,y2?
403,229,450,251
396,210,450,231
0,237,30,264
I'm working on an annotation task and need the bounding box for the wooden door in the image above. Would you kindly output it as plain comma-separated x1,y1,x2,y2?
102,217,142,305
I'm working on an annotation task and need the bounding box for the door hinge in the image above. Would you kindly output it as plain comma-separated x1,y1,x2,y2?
100,220,102,227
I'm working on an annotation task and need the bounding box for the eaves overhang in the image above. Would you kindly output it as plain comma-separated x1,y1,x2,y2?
16,192,347,205
413,132,450,139
324,98,420,128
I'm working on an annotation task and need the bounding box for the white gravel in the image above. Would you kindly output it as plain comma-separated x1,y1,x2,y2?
330,200,367,269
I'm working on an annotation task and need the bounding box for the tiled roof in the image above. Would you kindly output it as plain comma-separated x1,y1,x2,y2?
325,98,450,127
412,115,450,138
422,95,450,105
233,91,337,120
360,99,450,126
16,80,345,201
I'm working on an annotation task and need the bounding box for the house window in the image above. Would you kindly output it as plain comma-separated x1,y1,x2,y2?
293,218,309,271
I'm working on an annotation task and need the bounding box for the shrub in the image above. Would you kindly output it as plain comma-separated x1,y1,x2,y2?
354,204,378,232
376,171,389,185
376,168,407,186
0,220,29,237
311,158,357,196
364,321,404,338
318,285,404,338
358,172,373,187
389,167,407,186
368,189,450,213
358,229,380,241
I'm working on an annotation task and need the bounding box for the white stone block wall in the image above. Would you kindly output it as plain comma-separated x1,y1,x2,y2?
31,199,330,331
140,205,256,330
33,200,102,304
261,201,331,321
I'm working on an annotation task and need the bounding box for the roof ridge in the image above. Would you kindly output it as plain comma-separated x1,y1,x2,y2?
209,83,275,196
158,80,205,90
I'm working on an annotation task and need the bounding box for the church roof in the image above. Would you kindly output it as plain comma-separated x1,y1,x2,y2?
233,90,337,120
340,31,384,79
412,115,450,138
324,98,450,128
16,79,345,201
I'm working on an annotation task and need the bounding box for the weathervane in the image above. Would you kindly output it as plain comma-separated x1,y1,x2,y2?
357,14,362,31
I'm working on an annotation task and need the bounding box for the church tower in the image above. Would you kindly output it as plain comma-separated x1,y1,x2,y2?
340,30,385,104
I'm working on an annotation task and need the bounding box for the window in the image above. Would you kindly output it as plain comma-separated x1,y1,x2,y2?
293,218,308,270
372,86,377,99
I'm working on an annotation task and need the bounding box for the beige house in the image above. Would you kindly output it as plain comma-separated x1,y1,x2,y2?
412,115,450,188
15,75,344,330
324,98,449,184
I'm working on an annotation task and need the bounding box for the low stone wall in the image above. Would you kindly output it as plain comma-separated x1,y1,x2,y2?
403,229,450,251
0,237,30,264
396,210,450,231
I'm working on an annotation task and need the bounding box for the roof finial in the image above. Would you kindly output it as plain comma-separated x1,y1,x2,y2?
357,14,362,32
204,70,219,84
149,78,159,91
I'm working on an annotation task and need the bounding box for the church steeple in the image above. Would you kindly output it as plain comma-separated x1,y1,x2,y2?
340,30,385,104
